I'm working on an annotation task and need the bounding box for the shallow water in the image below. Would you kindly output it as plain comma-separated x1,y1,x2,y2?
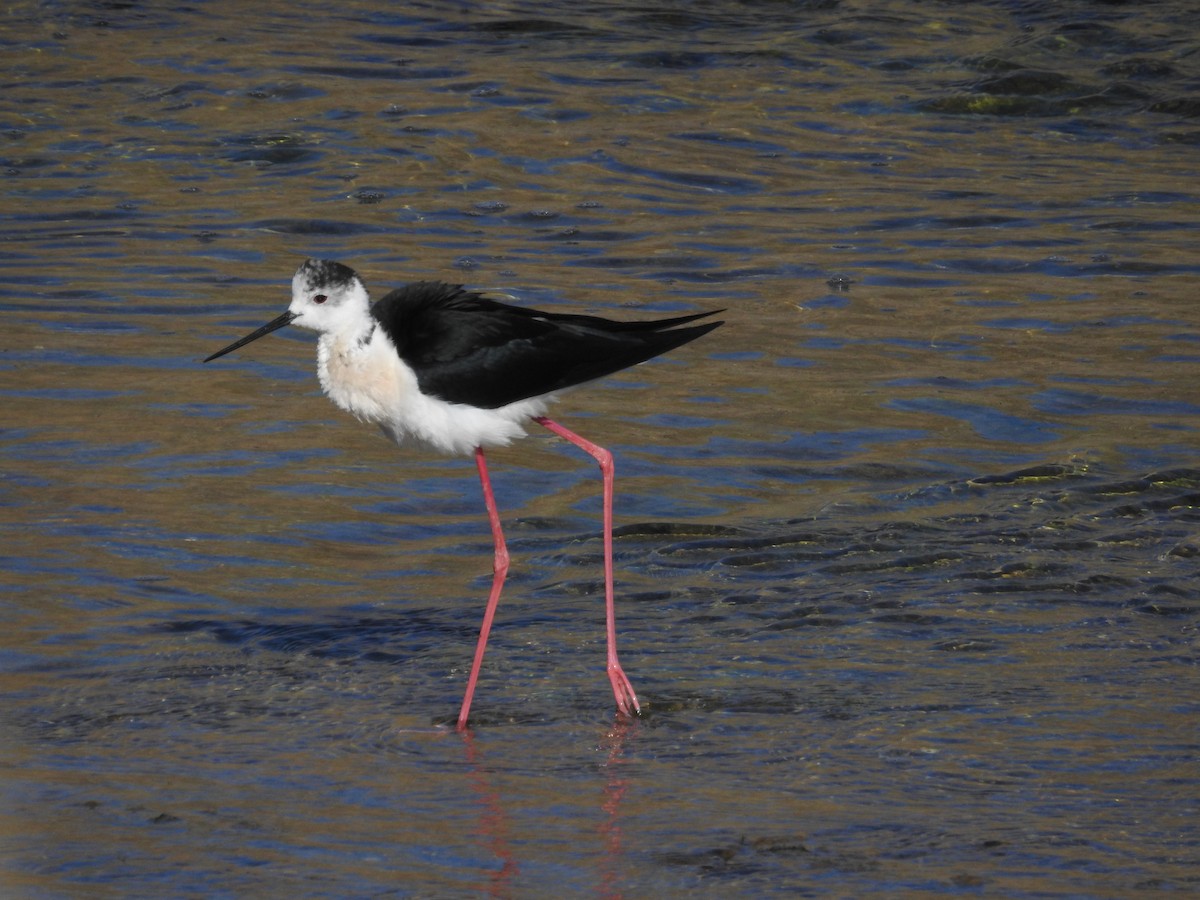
2,0,1198,896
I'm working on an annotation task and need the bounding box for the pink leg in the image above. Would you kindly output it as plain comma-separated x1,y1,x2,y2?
458,446,509,731
535,416,641,718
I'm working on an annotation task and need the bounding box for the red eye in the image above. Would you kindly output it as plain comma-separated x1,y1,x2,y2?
313,294,327,304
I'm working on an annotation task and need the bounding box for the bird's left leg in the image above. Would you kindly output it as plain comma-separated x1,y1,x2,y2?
458,446,510,730
534,416,641,717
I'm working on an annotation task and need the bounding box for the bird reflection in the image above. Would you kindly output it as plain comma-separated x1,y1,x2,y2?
459,716,639,899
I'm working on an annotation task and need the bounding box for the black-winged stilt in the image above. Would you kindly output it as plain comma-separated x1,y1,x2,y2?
204,258,723,729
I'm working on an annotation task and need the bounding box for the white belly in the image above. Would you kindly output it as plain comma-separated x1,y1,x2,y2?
316,329,548,456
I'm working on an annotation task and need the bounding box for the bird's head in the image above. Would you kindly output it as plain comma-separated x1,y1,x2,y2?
204,259,371,363
287,258,370,335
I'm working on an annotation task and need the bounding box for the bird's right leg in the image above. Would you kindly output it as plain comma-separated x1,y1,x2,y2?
534,417,641,719
457,446,510,731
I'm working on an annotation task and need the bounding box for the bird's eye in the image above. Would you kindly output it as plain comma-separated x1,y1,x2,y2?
313,294,327,304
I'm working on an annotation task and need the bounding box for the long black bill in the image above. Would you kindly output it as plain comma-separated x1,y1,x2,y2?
204,311,298,363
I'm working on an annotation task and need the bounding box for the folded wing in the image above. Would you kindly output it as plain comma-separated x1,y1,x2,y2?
371,282,723,409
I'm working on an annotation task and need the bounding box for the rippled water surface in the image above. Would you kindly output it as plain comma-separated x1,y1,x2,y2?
3,0,1198,896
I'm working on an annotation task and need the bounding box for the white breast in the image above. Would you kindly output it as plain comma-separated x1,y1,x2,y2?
315,328,549,456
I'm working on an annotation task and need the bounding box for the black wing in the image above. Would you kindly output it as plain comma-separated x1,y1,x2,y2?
371,281,723,409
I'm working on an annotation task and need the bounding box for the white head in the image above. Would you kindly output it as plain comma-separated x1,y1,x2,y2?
287,258,372,335
203,258,372,363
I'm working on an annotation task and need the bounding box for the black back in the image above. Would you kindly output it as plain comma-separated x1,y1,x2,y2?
370,282,723,409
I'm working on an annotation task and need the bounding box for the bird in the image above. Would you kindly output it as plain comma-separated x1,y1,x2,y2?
204,258,723,729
